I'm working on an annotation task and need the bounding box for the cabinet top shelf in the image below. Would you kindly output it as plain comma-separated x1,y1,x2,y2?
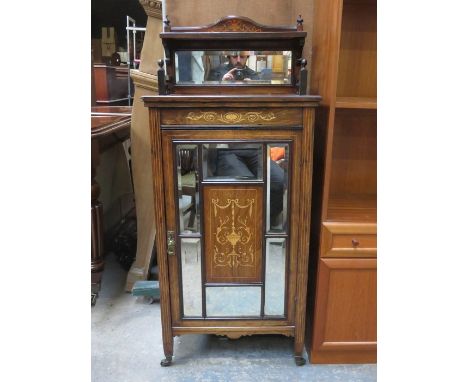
142,94,322,107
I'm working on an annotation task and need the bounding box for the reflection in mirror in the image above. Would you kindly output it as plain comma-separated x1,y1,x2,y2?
264,238,286,316
202,143,263,181
267,144,289,232
206,287,261,317
181,238,202,317
176,145,200,233
175,51,292,85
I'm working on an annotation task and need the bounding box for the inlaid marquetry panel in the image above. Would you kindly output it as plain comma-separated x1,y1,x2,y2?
204,186,263,283
161,108,302,126
203,18,262,32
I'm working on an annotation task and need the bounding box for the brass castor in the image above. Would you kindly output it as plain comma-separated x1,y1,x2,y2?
294,356,306,366
160,356,172,367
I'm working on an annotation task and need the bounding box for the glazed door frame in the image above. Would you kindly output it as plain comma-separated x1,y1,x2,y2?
161,129,303,331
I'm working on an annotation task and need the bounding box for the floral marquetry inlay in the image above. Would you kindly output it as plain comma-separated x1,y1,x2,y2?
186,111,276,124
205,187,263,283
209,19,262,32
212,198,255,270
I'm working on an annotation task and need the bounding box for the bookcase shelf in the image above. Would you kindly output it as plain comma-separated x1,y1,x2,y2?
336,0,376,99
335,96,377,109
326,194,376,222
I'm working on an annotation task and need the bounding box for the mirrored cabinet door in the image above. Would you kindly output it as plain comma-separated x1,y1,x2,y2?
174,141,291,320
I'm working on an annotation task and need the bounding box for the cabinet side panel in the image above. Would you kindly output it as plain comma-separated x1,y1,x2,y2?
148,109,174,356
294,107,315,355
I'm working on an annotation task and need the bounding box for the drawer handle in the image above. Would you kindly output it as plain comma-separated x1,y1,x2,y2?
351,239,360,248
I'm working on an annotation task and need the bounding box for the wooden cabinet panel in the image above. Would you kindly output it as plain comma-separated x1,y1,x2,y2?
322,222,376,258
204,186,263,283
311,258,376,363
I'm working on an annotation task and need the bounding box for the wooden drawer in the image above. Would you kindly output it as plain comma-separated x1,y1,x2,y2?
321,222,376,258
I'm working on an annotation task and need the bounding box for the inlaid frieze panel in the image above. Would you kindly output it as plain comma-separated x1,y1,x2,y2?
204,186,263,283
161,108,302,126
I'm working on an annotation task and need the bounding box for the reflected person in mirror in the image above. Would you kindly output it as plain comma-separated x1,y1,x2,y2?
207,51,260,81
213,146,285,228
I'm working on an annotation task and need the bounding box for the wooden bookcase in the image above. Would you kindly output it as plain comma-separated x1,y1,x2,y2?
306,0,377,363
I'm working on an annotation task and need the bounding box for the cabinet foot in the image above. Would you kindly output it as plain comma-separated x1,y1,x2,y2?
294,356,306,366
160,356,172,367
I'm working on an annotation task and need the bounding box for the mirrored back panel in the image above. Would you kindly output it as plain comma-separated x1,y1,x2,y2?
202,143,263,181
175,51,292,85
267,144,289,233
206,287,262,317
176,145,200,234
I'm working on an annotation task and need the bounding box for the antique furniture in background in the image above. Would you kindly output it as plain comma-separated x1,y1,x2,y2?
305,0,377,364
93,65,133,106
91,106,132,305
143,16,320,366
125,0,164,291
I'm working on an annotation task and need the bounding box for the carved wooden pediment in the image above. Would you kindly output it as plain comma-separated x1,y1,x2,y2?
168,15,299,33
206,17,263,32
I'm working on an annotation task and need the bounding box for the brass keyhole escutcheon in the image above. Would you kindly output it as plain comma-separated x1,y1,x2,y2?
167,231,176,256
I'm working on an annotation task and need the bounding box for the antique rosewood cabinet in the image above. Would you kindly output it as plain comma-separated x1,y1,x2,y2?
142,16,320,366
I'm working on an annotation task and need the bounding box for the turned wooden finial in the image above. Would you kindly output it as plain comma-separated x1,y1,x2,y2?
157,59,167,95
164,15,171,31
297,15,304,31
298,58,308,95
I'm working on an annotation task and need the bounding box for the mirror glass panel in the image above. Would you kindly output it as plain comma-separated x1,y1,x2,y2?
181,238,202,317
203,143,263,181
264,238,286,316
266,144,289,232
176,145,200,233
175,51,292,85
206,287,261,317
